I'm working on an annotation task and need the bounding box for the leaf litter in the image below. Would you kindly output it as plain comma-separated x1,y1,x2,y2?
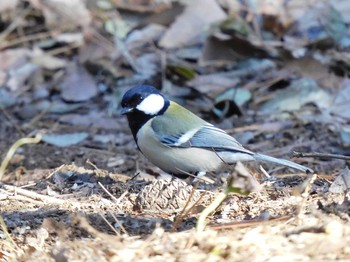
0,0,350,261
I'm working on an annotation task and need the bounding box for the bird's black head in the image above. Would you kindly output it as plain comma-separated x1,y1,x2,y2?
121,85,169,139
121,85,169,116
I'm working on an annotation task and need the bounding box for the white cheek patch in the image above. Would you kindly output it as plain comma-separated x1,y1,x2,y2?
136,94,165,115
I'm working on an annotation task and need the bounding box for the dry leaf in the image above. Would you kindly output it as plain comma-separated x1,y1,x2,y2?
0,0,19,12
60,62,98,102
31,48,67,70
187,73,239,96
30,0,91,29
0,48,31,71
330,79,350,120
159,0,227,49
329,167,350,193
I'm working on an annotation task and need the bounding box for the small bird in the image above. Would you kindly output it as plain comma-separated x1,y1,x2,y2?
121,85,313,178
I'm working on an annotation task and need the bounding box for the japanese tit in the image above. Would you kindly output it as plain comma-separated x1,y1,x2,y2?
121,85,313,178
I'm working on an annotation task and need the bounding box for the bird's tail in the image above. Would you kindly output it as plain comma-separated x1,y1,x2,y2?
253,153,313,173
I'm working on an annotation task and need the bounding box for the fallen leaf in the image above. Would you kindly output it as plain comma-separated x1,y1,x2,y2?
261,78,333,112
30,0,91,29
215,88,251,107
31,48,67,70
329,167,350,193
175,46,202,60
7,63,40,92
332,0,350,23
135,53,160,78
111,0,171,13
0,89,17,108
60,62,98,102
59,112,119,130
285,56,343,89
212,88,251,118
54,33,84,44
340,126,350,147
0,48,31,71
0,0,18,12
330,79,350,119
126,24,166,49
42,132,88,147
105,17,133,39
159,0,227,49
187,73,239,96
35,100,82,114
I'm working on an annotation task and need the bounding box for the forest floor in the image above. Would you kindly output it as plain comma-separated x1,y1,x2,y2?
1,0,350,261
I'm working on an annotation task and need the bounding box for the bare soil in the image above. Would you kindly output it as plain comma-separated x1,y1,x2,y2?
1,107,349,261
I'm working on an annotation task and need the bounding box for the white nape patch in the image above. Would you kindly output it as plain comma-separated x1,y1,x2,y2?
174,128,199,146
136,94,165,115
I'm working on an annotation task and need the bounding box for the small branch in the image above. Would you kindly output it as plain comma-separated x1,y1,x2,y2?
0,215,18,249
98,213,120,236
0,134,42,181
2,184,65,205
293,151,350,161
98,182,120,203
110,212,129,236
171,181,200,232
196,191,227,232
210,215,293,230
295,173,318,222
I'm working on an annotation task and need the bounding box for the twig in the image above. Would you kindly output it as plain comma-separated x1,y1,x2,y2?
293,151,350,161
2,184,65,205
171,181,200,232
210,215,293,230
0,107,24,135
98,213,120,236
45,164,65,180
0,134,42,181
116,191,128,204
0,31,52,50
259,165,271,178
46,41,82,56
196,190,227,232
3,194,45,205
295,173,318,222
98,182,119,203
72,215,113,240
0,215,18,249
110,212,129,236
0,7,31,45
24,104,52,129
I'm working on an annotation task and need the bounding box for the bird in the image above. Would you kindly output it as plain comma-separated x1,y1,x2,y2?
120,85,313,178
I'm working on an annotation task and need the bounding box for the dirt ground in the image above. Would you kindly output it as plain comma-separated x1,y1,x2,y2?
1,0,350,261
1,106,350,261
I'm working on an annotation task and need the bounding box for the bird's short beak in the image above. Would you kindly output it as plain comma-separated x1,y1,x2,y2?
121,107,134,115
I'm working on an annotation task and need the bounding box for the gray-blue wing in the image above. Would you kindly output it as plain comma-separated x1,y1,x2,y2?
155,123,253,155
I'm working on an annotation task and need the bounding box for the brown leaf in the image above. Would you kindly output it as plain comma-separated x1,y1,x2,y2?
330,79,350,119
0,48,31,71
60,62,98,102
187,73,239,97
111,0,171,13
59,112,119,130
0,0,18,13
31,48,67,70
329,167,350,193
30,0,91,29
159,0,227,49
285,56,343,89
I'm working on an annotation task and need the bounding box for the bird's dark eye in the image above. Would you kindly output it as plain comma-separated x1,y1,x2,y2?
134,94,143,104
